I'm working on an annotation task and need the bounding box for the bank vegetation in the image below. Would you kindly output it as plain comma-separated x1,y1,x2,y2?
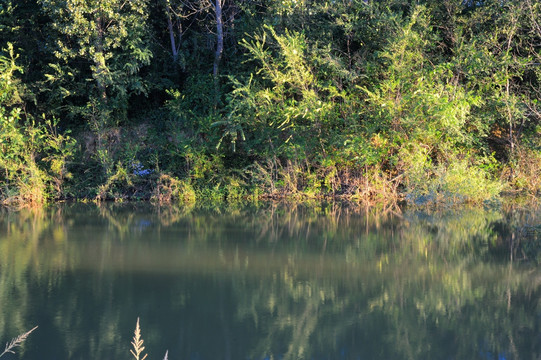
1,0,540,207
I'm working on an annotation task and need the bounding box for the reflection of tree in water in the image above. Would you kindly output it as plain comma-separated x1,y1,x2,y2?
1,203,541,359
232,260,541,359
0,207,73,358
0,209,44,344
234,269,328,360
231,206,541,359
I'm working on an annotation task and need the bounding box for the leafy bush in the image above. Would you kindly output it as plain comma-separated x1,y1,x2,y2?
227,25,355,159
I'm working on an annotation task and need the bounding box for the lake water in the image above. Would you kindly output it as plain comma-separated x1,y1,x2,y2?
1,202,541,360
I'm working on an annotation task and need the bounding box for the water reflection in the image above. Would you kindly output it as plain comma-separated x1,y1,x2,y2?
0,203,540,359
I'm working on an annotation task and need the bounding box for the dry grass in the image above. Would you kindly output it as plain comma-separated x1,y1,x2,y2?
505,145,541,194
0,326,38,358
131,318,168,360
247,158,404,207
130,318,148,360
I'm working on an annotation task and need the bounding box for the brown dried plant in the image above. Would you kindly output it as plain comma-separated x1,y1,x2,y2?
0,326,38,358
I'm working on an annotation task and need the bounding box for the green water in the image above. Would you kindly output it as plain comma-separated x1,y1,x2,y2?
1,202,541,360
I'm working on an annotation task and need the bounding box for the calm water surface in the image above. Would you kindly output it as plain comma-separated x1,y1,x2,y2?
1,202,541,359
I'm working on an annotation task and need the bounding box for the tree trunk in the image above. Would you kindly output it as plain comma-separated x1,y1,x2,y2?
213,0,224,79
213,0,224,106
164,0,179,62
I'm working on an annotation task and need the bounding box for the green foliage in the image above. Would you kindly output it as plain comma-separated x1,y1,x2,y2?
0,43,22,106
404,149,503,204
37,0,154,186
96,162,134,201
39,0,152,140
227,24,353,159
362,7,485,144
358,6,503,203
1,0,541,205
0,112,75,207
0,46,75,206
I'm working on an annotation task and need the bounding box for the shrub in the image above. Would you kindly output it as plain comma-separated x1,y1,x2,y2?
151,173,196,204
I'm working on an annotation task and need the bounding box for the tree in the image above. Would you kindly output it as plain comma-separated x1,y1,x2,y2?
39,0,153,143
169,0,244,106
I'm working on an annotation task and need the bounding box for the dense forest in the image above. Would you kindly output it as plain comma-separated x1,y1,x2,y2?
1,0,540,206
